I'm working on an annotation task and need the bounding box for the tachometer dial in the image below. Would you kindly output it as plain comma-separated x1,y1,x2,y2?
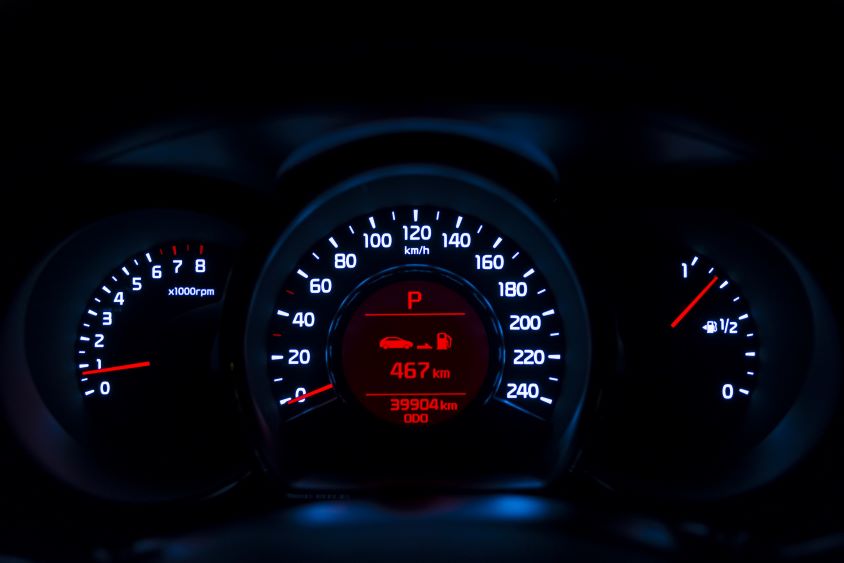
2,209,247,501
75,242,228,411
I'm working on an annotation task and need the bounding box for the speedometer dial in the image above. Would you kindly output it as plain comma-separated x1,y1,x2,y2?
268,207,565,425
240,168,590,484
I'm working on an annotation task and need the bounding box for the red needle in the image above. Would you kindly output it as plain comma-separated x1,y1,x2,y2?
81,361,151,376
286,383,334,405
670,276,719,329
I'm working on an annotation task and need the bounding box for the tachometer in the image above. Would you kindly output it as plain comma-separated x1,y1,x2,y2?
76,242,226,404
2,209,247,500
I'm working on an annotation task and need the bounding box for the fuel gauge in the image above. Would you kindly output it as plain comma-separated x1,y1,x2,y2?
618,251,759,441
666,254,759,406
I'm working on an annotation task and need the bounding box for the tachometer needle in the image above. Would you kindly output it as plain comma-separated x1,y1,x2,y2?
670,276,719,329
286,383,334,405
81,361,151,376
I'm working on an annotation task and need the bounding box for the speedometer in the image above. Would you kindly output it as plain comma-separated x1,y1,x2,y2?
268,206,565,425
241,167,590,485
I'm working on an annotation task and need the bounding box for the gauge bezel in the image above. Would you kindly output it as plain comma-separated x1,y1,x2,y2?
579,210,842,499
1,210,247,502
239,165,591,486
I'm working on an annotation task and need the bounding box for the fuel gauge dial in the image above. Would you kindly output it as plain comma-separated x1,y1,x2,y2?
619,251,759,440
666,255,759,406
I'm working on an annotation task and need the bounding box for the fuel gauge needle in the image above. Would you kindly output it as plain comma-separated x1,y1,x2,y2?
670,276,719,329
81,361,151,376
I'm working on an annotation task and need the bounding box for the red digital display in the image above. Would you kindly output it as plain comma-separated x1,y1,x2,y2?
341,279,490,425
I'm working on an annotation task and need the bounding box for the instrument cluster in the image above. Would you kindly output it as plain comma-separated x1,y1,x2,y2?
1,119,840,503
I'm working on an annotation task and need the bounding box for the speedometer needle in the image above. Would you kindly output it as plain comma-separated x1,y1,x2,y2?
286,383,334,405
81,361,151,376
670,276,719,329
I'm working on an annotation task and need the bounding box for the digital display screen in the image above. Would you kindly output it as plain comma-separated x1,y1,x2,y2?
341,279,490,425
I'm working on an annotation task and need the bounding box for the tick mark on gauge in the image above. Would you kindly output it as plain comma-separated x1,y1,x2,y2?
708,267,715,274
277,310,290,317
145,252,152,263
691,256,699,266
548,376,559,381
270,355,284,361
102,286,111,294
455,215,463,228
549,332,560,337
435,211,440,221
199,244,204,255
329,237,338,248
272,333,282,337
83,323,90,328
739,388,750,395
523,268,535,278
746,333,755,338
84,390,95,396
285,289,295,295
312,252,320,261
348,225,355,234
296,269,308,279
79,336,90,341
745,351,756,357
747,371,755,376
540,397,553,404
133,259,139,266
537,288,547,295
719,280,729,289
279,397,291,405
93,298,100,303
111,276,118,282
542,309,555,316
476,225,483,234
369,216,376,229
413,209,419,222
87,309,97,316
548,354,562,360
121,267,130,276
733,296,741,302
738,314,749,320
273,377,284,382
512,252,520,259
78,364,89,369
391,211,396,221
493,237,502,249
172,245,178,256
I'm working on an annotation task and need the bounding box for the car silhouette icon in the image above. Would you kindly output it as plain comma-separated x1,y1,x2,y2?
379,336,414,350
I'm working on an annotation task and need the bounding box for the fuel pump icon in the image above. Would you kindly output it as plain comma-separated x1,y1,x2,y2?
436,332,453,351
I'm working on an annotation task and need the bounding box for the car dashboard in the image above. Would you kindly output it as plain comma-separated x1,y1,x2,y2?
1,28,843,563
